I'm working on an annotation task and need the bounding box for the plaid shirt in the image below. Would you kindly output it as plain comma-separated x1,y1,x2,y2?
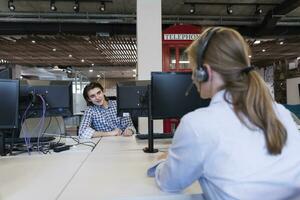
79,100,135,139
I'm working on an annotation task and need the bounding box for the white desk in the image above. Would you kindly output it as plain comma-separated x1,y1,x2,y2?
58,137,202,200
94,136,171,153
0,136,203,200
0,137,100,200
0,153,90,200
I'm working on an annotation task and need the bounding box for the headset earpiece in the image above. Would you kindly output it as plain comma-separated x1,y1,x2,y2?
194,65,208,82
195,27,220,82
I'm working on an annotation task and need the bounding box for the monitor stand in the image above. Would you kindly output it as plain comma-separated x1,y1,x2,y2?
143,85,158,153
0,131,5,156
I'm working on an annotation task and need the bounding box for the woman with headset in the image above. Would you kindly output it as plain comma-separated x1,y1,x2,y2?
148,27,300,199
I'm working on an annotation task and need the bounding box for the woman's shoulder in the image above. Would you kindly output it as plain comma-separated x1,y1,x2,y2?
274,103,298,122
274,102,292,116
183,104,223,121
181,107,213,130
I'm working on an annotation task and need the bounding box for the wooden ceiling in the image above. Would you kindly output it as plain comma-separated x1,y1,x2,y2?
1,34,300,70
249,36,300,66
0,34,137,67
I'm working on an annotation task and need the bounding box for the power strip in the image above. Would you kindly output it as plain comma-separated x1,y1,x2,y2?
53,145,71,152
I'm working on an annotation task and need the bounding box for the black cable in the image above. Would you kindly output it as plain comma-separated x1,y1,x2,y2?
62,135,97,149
42,116,52,136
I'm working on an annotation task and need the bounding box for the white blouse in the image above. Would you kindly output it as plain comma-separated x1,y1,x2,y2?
153,90,300,200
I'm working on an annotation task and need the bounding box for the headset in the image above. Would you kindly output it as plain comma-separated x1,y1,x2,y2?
194,27,221,82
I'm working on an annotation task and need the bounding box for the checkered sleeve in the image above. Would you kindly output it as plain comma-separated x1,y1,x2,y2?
79,108,96,139
121,116,136,134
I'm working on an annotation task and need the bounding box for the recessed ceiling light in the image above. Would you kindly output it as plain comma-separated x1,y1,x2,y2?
31,40,36,44
262,49,266,52
73,0,79,12
89,69,93,72
50,0,57,11
52,48,56,52
254,40,261,45
189,4,195,14
81,59,85,62
8,0,15,11
91,63,95,66
255,5,263,15
97,74,100,77
68,54,72,58
279,41,284,45
99,2,105,12
248,55,252,58
227,5,233,15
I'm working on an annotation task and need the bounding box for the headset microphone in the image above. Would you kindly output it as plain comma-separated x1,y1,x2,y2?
185,82,194,96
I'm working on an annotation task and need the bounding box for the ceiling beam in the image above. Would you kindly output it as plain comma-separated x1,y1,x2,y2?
255,0,300,36
239,26,300,38
183,1,279,6
13,0,113,2
0,22,136,35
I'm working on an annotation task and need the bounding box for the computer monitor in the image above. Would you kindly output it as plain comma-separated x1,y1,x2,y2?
117,80,150,118
0,67,12,79
0,79,19,129
151,72,210,119
19,80,73,118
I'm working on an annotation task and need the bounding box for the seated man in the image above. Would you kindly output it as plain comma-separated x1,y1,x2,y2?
79,82,136,138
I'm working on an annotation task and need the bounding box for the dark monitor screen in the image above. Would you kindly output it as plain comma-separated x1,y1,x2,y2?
0,67,12,79
19,80,73,118
151,72,210,119
117,80,150,117
0,79,19,129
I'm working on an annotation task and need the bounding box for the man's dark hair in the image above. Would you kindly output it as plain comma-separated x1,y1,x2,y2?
83,82,105,106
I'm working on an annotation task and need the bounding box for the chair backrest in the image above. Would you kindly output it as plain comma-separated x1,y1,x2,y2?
283,104,300,118
19,116,65,138
290,112,300,125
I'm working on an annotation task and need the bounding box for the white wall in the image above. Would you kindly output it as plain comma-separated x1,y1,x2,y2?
73,93,87,114
287,77,300,104
136,0,163,134
136,0,162,80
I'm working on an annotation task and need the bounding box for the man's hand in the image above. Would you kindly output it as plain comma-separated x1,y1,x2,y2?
93,129,122,137
111,128,122,136
122,128,134,137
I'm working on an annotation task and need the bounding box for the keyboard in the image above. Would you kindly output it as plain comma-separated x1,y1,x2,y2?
136,133,174,140
5,136,56,144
